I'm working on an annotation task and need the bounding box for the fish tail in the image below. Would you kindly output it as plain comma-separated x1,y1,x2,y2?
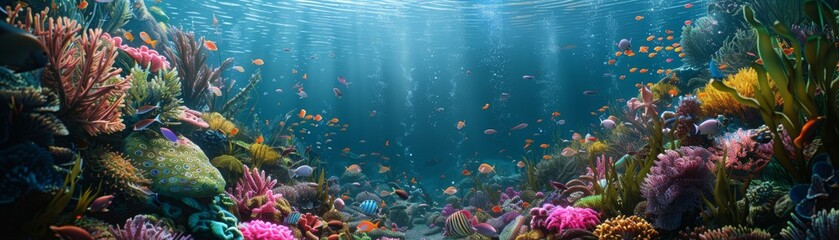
150,40,157,49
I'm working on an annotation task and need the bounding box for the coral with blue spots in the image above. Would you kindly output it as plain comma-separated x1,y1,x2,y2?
123,130,225,198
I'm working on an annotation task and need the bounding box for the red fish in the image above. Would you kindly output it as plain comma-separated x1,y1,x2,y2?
337,76,351,88
794,116,825,148
333,88,343,99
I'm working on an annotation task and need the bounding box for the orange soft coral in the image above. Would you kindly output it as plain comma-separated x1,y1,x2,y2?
697,68,769,123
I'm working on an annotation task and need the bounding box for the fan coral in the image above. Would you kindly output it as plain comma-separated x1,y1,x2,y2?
238,220,294,240
712,28,756,75
203,112,238,135
163,28,232,110
248,143,281,169
0,87,68,148
88,148,151,200
712,129,773,178
115,37,170,73
110,215,192,240
593,215,657,240
697,68,774,123
699,225,770,240
123,131,225,198
641,146,715,230
781,208,839,240
530,204,600,234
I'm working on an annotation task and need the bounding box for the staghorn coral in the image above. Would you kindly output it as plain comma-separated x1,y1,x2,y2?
123,130,225,198
712,28,757,75
238,220,294,240
88,147,151,200
203,112,238,135
593,215,657,240
697,68,774,123
680,16,727,68
248,143,281,169
109,214,192,240
699,225,771,240
781,208,839,240
163,27,232,110
122,65,181,127
712,129,773,179
641,146,715,230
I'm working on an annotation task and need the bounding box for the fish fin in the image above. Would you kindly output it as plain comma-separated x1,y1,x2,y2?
694,124,700,135
150,40,157,49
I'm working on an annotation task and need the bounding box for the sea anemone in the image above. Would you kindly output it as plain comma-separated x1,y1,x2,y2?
593,215,658,240
110,215,192,240
530,204,600,234
248,143,281,169
781,208,839,240
641,146,715,230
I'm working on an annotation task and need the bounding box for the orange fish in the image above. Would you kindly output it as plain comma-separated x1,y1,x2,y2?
639,46,649,53
357,220,380,232
755,58,763,65
718,64,728,70
654,46,663,51
379,166,391,173
517,161,526,168
521,202,530,208
646,35,655,41
626,51,636,57
255,135,264,144
229,127,239,136
685,20,693,25
607,59,616,65
482,103,489,110
665,29,674,34
478,163,495,174
666,36,674,40
648,53,657,58
539,143,549,149
456,120,466,130
492,205,502,213
303,73,308,80
123,31,135,42
204,40,218,51
619,75,626,80
665,46,674,51
551,111,560,118
314,114,323,122
330,118,339,123
298,109,306,118
462,169,471,176
639,68,648,73
305,115,314,120
672,43,680,47
77,0,88,9
647,82,654,87
341,195,351,200
668,89,678,97
615,51,623,57
345,164,362,173
542,155,551,160
252,59,264,65
656,69,665,74
139,32,157,48
782,48,794,55
443,186,457,195
635,15,644,21
410,178,417,184
629,67,638,73
657,37,664,41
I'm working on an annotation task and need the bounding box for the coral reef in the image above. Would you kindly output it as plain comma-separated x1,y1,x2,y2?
641,147,714,230
123,130,225,198
699,225,771,240
712,129,773,179
238,220,295,240
529,204,599,234
533,158,584,190
592,215,657,240
697,68,772,123
712,28,756,75
109,214,192,240
0,86,68,148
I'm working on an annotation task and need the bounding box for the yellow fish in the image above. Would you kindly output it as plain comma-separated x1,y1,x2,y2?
139,32,157,48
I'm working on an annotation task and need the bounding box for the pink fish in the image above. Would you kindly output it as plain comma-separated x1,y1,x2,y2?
510,123,528,131
133,115,161,131
135,102,159,115
338,76,351,88
665,58,674,63
297,89,309,99
483,129,497,135
333,88,343,99
87,195,114,212
50,225,93,240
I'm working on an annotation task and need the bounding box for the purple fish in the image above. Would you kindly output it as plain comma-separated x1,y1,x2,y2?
333,198,345,211
133,115,161,131
297,89,309,99
337,76,351,88
618,38,632,52
160,127,178,142
522,75,535,80
483,129,497,135
135,102,159,115
510,123,528,131
695,119,722,135
582,90,598,96
472,223,499,237
87,195,114,212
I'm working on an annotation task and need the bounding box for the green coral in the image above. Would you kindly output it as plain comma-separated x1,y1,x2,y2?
680,17,727,67
573,195,603,210
123,65,182,126
123,130,226,198
211,155,244,184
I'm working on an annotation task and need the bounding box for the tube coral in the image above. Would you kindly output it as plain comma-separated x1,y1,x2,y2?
641,146,715,230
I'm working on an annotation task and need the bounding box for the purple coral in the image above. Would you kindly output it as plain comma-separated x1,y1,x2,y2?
238,220,295,240
713,129,772,178
441,204,458,218
641,146,715,230
530,204,600,234
110,215,192,240
112,35,170,73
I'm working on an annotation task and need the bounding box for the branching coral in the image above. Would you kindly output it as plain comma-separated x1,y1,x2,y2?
117,38,171,73
592,215,657,240
163,27,232,110
123,65,181,126
699,225,771,240
712,129,773,178
239,220,295,240
641,146,715,230
88,147,151,200
109,214,192,240
697,68,767,123
712,28,757,74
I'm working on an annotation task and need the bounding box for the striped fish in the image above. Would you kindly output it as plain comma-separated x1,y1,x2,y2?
283,212,302,225
359,200,378,215
444,210,476,238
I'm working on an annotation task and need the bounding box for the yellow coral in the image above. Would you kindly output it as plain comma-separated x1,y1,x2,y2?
587,141,608,155
698,68,778,121
515,230,545,240
202,112,237,135
248,143,280,169
650,82,680,100
593,215,658,240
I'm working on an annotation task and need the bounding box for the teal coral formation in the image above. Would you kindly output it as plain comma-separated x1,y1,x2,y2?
123,130,225,198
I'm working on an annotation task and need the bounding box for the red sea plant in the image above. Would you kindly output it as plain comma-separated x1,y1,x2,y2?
6,7,131,136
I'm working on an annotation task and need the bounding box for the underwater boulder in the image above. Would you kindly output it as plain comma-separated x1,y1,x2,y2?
123,130,225,198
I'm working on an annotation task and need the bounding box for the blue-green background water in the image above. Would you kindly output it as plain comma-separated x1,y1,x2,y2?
157,0,702,183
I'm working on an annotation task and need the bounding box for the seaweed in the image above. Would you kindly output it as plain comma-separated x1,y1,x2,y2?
220,69,261,118
599,115,661,218
701,153,749,228
27,155,101,238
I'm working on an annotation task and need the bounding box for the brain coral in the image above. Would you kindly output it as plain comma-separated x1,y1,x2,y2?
123,130,225,198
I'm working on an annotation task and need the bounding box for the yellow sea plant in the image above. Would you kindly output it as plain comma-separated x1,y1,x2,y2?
698,68,778,122
203,112,238,135
248,143,280,169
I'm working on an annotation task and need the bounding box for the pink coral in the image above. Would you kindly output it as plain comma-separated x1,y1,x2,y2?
239,220,295,240
641,146,715,230
530,204,600,234
297,213,322,234
226,166,278,219
112,35,171,73
712,129,772,178
178,106,209,128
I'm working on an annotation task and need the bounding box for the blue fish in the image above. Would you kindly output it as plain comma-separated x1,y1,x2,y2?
159,127,178,142
709,59,726,79
359,200,378,215
284,212,301,225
